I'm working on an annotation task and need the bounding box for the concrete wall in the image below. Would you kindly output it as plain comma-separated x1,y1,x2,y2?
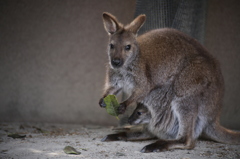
0,0,239,129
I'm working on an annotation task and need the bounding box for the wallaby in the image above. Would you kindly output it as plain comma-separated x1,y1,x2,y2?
102,103,156,143
128,103,151,125
99,12,240,152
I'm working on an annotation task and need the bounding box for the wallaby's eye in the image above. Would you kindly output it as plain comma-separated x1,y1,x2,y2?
137,111,142,116
110,44,114,49
125,45,131,51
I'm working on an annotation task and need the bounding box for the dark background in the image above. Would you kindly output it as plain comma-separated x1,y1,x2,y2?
0,0,239,129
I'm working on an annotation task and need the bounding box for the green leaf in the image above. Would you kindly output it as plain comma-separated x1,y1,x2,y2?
63,146,81,155
7,133,26,139
103,95,120,120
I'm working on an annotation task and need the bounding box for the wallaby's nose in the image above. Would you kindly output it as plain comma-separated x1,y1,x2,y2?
111,58,123,67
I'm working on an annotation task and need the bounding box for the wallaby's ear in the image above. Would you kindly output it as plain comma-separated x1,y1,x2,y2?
126,14,146,35
102,12,122,35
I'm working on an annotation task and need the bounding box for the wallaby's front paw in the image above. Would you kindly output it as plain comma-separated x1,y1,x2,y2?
101,132,127,142
140,141,168,153
118,103,127,114
99,98,106,108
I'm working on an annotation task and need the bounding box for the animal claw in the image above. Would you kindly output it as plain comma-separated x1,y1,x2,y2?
99,98,106,108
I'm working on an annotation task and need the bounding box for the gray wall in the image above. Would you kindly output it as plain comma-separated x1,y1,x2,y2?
205,0,240,129
0,0,239,129
0,0,136,126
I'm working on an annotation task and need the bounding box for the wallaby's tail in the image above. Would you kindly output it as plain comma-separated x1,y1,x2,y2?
203,122,240,144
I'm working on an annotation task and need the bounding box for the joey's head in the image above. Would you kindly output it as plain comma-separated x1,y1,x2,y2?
128,103,151,125
102,12,146,69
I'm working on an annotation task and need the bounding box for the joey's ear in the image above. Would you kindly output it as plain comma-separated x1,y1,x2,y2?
102,12,122,34
126,14,146,35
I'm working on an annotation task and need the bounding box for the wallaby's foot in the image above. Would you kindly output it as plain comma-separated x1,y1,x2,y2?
99,97,106,108
101,132,127,142
141,138,196,153
118,103,127,114
141,140,168,153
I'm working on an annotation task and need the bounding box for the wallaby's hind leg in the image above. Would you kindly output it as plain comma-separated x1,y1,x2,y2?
203,121,240,144
101,131,156,142
141,98,199,153
141,120,196,153
141,137,196,153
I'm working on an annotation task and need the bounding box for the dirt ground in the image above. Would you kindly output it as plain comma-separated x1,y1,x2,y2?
0,122,240,159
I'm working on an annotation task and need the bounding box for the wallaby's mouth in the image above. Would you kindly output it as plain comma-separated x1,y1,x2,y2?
128,120,133,125
128,118,137,125
111,58,123,68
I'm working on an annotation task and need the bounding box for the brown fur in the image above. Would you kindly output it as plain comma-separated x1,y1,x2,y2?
99,12,240,153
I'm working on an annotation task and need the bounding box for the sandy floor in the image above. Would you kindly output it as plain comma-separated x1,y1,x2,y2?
0,122,240,159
